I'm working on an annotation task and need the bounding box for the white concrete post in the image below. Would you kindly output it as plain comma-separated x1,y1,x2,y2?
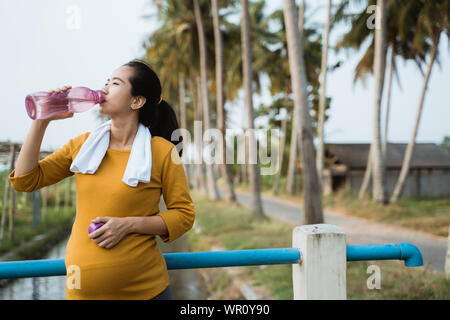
292,224,347,300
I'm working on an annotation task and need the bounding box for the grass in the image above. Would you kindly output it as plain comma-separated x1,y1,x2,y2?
322,188,450,238
188,190,450,300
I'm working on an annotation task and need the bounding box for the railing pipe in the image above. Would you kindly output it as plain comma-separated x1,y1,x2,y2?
346,243,423,267
0,248,301,279
164,248,301,269
0,244,423,280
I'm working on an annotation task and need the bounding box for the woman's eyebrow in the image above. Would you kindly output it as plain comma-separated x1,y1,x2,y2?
106,77,125,83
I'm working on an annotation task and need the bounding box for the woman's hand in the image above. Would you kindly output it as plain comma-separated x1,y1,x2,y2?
40,85,75,122
88,216,131,249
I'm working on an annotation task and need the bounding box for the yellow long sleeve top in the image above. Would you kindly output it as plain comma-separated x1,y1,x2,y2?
8,132,195,300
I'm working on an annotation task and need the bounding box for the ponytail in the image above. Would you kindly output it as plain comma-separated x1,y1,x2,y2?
122,59,183,157
138,99,183,157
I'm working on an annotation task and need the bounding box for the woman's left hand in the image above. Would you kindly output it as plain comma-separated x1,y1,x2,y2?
88,216,131,249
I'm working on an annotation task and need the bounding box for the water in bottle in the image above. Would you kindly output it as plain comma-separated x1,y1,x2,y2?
25,86,105,120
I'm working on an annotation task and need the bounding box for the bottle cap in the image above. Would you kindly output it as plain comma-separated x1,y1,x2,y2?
93,90,105,104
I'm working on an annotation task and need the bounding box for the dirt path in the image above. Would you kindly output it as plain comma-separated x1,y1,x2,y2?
219,190,447,273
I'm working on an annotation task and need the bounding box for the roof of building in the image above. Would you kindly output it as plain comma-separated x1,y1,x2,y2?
325,143,450,169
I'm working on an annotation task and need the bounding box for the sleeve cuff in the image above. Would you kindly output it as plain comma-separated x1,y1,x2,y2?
8,166,40,192
156,211,174,243
156,207,195,243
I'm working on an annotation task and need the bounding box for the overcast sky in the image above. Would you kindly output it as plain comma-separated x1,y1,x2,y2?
0,0,448,153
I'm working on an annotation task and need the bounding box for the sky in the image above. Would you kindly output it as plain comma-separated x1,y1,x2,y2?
0,0,449,155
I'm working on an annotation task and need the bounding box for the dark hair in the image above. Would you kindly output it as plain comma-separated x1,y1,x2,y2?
122,59,183,157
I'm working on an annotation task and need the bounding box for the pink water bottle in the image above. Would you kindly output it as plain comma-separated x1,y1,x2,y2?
25,86,105,120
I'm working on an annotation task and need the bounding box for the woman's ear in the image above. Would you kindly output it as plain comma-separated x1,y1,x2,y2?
131,96,146,110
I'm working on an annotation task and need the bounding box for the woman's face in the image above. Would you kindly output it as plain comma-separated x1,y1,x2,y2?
99,66,144,117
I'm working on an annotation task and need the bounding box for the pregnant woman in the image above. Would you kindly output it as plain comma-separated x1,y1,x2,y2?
8,60,195,300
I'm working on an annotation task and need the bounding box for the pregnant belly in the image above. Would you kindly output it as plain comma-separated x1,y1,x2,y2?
67,259,151,298
65,233,168,299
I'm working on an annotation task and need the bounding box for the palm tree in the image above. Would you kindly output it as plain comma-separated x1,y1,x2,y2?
212,0,237,203
391,0,449,202
316,0,332,194
177,72,191,185
333,0,431,201
382,45,395,160
273,106,288,196
141,0,220,196
193,0,220,201
141,0,202,192
261,6,331,197
370,0,388,204
144,0,273,201
192,73,208,193
283,0,324,224
220,0,281,105
240,0,265,218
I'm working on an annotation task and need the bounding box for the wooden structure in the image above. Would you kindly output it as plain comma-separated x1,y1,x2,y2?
323,143,450,198
0,141,75,241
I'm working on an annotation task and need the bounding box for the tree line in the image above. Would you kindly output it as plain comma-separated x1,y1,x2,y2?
108,0,450,223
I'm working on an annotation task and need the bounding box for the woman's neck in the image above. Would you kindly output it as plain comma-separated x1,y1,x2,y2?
109,118,139,149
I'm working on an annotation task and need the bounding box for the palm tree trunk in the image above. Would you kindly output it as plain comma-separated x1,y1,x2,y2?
192,74,207,194
179,73,187,132
285,0,305,196
382,45,395,159
285,0,307,196
193,0,220,201
241,0,265,218
273,106,288,196
371,0,388,204
212,0,236,203
359,143,372,200
390,35,439,202
285,110,298,195
296,133,303,195
178,73,191,187
298,0,305,36
283,0,324,224
316,0,332,195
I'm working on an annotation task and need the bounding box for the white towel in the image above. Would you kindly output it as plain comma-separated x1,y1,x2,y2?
70,120,152,187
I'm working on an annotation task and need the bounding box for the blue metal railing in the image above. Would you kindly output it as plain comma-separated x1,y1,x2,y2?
0,243,422,280
346,243,423,267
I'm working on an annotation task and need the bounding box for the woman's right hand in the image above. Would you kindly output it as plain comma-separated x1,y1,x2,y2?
39,85,75,122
